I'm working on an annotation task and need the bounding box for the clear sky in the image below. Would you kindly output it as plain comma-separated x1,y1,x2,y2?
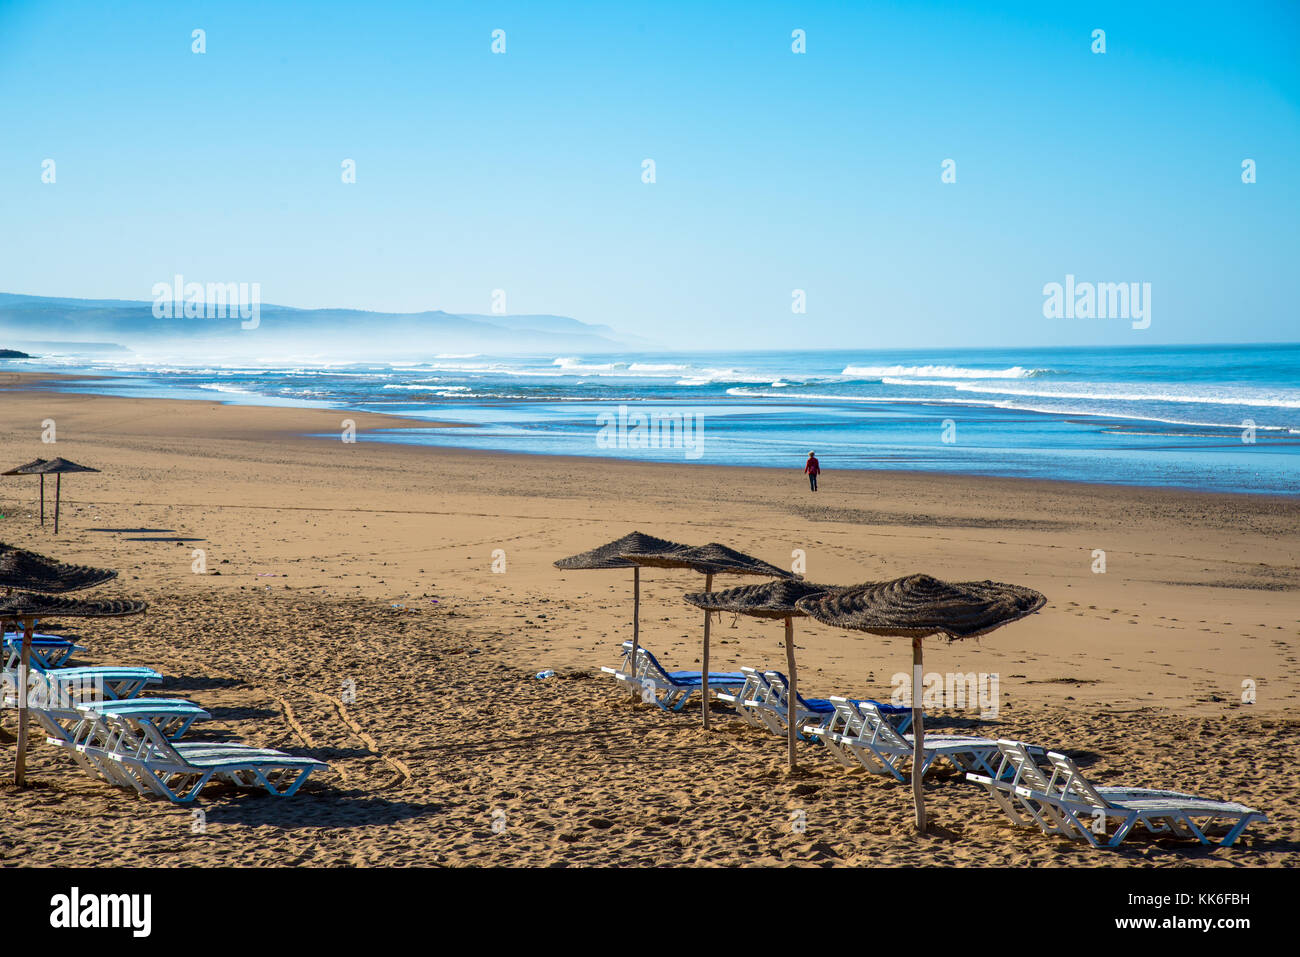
1,0,1296,350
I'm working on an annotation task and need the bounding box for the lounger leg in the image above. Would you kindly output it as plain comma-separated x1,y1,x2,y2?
69,746,111,782
1054,805,1101,847
1219,815,1258,848
818,732,855,768
964,749,1000,780
755,706,785,737
1022,795,1076,837
120,760,160,794
870,745,906,780
915,751,938,780
250,766,315,797
883,748,908,781
1152,815,1190,838
795,715,821,742
666,689,691,711
984,783,1032,828
1172,813,1210,845
1105,811,1139,847
847,745,886,775
162,770,215,802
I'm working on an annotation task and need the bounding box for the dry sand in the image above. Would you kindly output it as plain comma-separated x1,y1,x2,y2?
1,373,1297,866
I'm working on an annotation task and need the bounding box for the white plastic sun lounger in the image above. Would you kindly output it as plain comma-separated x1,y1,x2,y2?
814,700,1029,780
45,699,211,786
3,633,85,670
968,741,1268,848
14,663,162,701
968,740,1201,838
754,673,915,743
73,699,210,746
1041,750,1266,848
963,740,1080,837
92,710,327,802
601,641,747,711
32,696,202,745
715,667,776,729
2,669,165,745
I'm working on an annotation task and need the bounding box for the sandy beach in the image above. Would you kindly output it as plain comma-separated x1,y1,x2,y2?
1,373,1297,867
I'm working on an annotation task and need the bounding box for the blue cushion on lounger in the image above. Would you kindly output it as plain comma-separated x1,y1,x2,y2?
798,696,912,715
666,671,747,685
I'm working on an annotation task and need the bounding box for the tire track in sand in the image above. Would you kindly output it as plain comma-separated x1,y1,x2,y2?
271,691,352,784
298,687,413,789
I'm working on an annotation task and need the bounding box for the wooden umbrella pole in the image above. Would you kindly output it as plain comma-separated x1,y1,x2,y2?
15,619,32,786
784,616,798,772
39,474,45,526
912,636,926,832
54,473,61,534
629,566,641,701
700,572,713,729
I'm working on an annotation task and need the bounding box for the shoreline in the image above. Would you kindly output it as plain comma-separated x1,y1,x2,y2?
5,370,1297,505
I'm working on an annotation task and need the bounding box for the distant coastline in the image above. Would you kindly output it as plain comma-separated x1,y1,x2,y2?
0,291,646,356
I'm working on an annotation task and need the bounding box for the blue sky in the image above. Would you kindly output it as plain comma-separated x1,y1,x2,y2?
0,0,1296,350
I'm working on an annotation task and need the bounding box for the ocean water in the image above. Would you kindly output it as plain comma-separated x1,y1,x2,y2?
11,344,1300,495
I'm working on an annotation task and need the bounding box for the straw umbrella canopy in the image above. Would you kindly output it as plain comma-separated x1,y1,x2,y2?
797,573,1046,833
554,532,690,697
0,545,121,787
2,459,49,526
12,458,100,534
621,543,796,730
683,579,840,769
0,541,118,595
0,541,119,653
0,591,146,786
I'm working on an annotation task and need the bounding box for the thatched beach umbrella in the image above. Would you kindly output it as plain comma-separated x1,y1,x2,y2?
621,543,795,730
683,579,840,769
0,541,118,595
0,544,122,787
554,532,690,696
12,458,100,534
0,592,146,786
2,459,49,526
797,573,1045,833
0,540,118,655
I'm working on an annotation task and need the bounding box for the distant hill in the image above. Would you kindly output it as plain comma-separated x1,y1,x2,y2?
0,293,645,357
2,341,127,353
0,348,32,358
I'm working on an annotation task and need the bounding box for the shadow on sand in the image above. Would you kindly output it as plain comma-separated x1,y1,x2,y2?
196,787,440,830
204,706,279,721
157,675,248,692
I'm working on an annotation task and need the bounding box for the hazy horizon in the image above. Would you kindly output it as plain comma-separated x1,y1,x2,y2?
4,289,1300,358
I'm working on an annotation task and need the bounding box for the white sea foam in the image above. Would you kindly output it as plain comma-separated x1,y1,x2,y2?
726,387,1298,432
726,388,899,402
197,383,254,395
881,378,1300,410
552,357,623,373
842,364,1043,379
382,383,470,391
676,368,790,386
627,362,689,374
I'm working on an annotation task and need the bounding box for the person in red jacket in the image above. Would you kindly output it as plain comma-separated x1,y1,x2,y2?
804,451,820,492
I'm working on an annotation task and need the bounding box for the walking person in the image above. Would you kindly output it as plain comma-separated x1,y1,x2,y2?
804,450,820,492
